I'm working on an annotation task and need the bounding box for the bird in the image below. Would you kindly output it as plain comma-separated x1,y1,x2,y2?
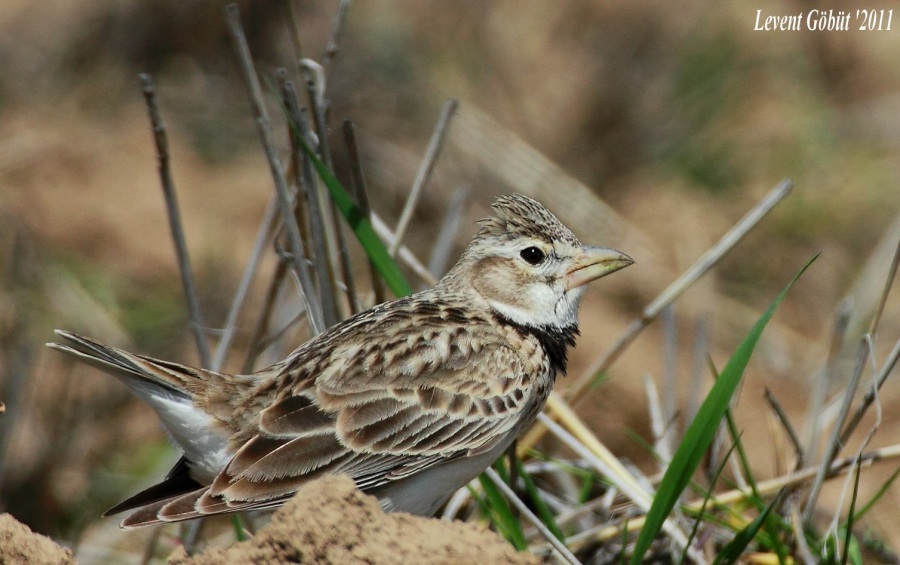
48,193,632,529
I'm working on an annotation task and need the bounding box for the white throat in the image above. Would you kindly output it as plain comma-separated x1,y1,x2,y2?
486,287,583,330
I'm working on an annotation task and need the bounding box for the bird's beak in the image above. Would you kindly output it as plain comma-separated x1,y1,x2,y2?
565,246,633,290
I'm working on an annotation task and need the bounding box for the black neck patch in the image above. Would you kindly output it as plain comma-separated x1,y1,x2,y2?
493,313,579,375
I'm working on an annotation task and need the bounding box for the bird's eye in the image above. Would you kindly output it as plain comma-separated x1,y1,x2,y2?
519,246,546,265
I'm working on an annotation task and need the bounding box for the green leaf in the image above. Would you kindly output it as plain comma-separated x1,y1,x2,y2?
681,439,738,563
712,492,784,565
629,254,818,565
723,406,789,562
842,463,861,564
852,464,900,522
477,473,528,550
515,459,565,541
231,514,248,541
295,128,414,298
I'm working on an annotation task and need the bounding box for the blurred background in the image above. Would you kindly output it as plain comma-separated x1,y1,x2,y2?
1,0,899,560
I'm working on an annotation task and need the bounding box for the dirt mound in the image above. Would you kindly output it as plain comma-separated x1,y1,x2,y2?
170,475,539,565
0,513,75,565
0,476,538,564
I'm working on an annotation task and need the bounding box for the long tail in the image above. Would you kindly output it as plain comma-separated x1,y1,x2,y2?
47,330,208,400
48,330,235,496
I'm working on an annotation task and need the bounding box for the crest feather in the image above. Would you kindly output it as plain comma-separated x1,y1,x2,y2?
476,194,579,245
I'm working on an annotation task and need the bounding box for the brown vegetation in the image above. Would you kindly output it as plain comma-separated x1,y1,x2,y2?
1,0,899,562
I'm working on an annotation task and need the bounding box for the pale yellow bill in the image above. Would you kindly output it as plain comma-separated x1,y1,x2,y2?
565,246,633,290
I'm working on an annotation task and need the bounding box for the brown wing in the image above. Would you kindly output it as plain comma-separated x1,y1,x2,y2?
121,332,538,527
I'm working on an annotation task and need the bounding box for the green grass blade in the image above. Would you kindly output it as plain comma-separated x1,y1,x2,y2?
842,461,863,565
847,536,863,565
825,526,863,565
723,406,789,563
629,254,818,565
681,439,739,563
295,126,414,297
619,522,630,565
712,491,784,565
515,459,565,540
578,470,596,504
477,473,528,550
468,484,527,550
852,464,900,522
231,514,248,541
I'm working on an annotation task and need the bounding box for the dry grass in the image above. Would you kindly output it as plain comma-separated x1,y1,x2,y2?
1,1,899,563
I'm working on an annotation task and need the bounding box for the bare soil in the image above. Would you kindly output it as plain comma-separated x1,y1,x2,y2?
0,513,76,565
0,477,539,565
169,476,540,565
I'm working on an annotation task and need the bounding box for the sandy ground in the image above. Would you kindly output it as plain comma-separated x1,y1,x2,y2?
0,513,76,565
172,476,538,565
0,476,538,565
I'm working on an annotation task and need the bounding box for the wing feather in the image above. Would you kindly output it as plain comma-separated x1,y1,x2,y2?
236,435,346,481
121,309,543,525
258,394,333,438
225,340,530,496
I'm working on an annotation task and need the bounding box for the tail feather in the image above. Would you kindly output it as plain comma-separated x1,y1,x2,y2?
48,330,204,398
120,487,287,529
104,456,202,518
48,330,235,485
117,488,208,530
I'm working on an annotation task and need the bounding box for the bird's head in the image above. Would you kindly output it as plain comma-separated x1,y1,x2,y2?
444,194,633,330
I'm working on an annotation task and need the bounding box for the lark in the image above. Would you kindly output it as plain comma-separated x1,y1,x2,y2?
48,194,632,528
